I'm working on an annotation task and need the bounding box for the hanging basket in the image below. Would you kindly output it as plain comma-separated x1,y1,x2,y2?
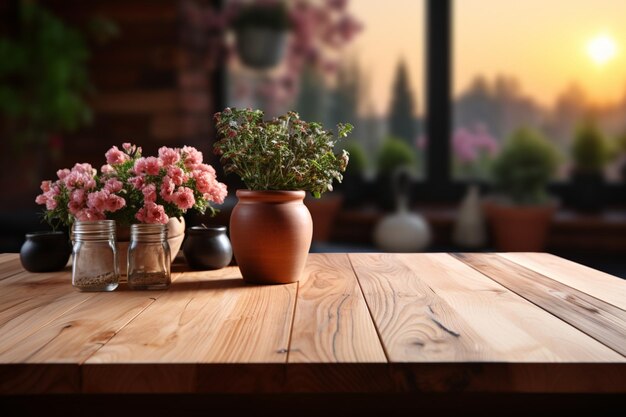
234,27,288,70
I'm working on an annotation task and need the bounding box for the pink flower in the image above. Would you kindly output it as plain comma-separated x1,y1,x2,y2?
144,157,162,176
160,176,175,202
71,189,86,204
45,197,57,210
128,176,144,190
35,194,47,205
193,170,214,194
135,202,168,224
101,164,115,175
105,146,129,165
68,200,83,215
40,180,52,193
181,146,203,169
105,194,126,212
173,186,195,210
142,184,157,203
75,209,106,222
56,169,70,180
158,146,181,166
167,166,187,186
203,181,227,205
133,158,147,175
104,179,123,193
87,190,109,213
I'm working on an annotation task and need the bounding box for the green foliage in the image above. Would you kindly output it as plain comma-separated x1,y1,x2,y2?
232,2,291,31
213,108,352,198
344,141,367,175
571,120,610,172
376,136,417,175
491,128,560,205
0,2,96,147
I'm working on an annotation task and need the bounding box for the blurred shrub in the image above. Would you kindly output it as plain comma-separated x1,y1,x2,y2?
376,136,416,176
571,120,610,172
492,128,559,205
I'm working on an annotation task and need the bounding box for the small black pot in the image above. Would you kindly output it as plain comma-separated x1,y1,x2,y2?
183,226,233,270
20,231,72,273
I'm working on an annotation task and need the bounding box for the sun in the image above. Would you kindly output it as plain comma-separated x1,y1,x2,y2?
587,34,617,66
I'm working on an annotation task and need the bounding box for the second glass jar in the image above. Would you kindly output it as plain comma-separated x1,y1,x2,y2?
127,223,171,290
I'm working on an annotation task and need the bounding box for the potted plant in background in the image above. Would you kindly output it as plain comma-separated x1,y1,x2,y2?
569,120,610,212
213,107,351,284
231,1,291,70
376,136,417,211
486,128,560,251
34,143,227,273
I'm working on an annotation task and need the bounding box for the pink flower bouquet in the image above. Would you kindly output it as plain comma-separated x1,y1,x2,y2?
36,143,227,228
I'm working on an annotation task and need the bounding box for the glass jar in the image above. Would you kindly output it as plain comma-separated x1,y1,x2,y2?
72,220,119,291
127,224,171,290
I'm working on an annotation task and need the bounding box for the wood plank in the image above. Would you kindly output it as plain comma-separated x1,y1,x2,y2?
0,291,155,364
286,254,391,393
0,257,23,280
83,266,297,393
394,253,624,361
500,252,626,311
350,253,495,362
289,254,386,363
350,253,623,362
453,253,626,357
0,271,97,359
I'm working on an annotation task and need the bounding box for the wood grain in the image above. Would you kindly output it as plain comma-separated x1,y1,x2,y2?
453,253,626,357
83,266,296,391
500,252,626,310
0,292,155,364
394,253,623,361
350,253,495,362
0,271,96,358
0,256,24,280
289,253,386,363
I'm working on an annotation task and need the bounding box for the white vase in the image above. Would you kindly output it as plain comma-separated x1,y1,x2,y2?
452,184,486,249
373,167,431,252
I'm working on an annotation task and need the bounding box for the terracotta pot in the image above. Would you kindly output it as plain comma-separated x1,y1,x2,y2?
117,217,185,276
230,190,312,284
484,203,555,252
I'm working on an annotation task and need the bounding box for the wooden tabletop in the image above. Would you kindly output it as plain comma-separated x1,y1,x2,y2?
0,252,625,395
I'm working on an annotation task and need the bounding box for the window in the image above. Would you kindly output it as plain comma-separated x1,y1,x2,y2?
225,0,426,181
453,0,626,183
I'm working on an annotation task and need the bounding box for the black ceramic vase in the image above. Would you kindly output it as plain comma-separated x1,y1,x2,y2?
183,226,233,270
20,231,72,273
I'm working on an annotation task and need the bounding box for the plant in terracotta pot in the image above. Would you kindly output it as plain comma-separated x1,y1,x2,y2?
213,107,351,284
570,120,610,212
231,1,291,70
487,128,560,252
35,143,227,274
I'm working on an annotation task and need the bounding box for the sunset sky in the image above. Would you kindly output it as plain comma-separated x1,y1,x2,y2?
346,0,626,116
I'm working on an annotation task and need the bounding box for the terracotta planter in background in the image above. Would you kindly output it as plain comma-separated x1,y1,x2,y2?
230,190,312,285
484,203,555,252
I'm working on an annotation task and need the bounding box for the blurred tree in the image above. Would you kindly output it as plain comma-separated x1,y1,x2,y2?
329,59,360,129
388,59,416,147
